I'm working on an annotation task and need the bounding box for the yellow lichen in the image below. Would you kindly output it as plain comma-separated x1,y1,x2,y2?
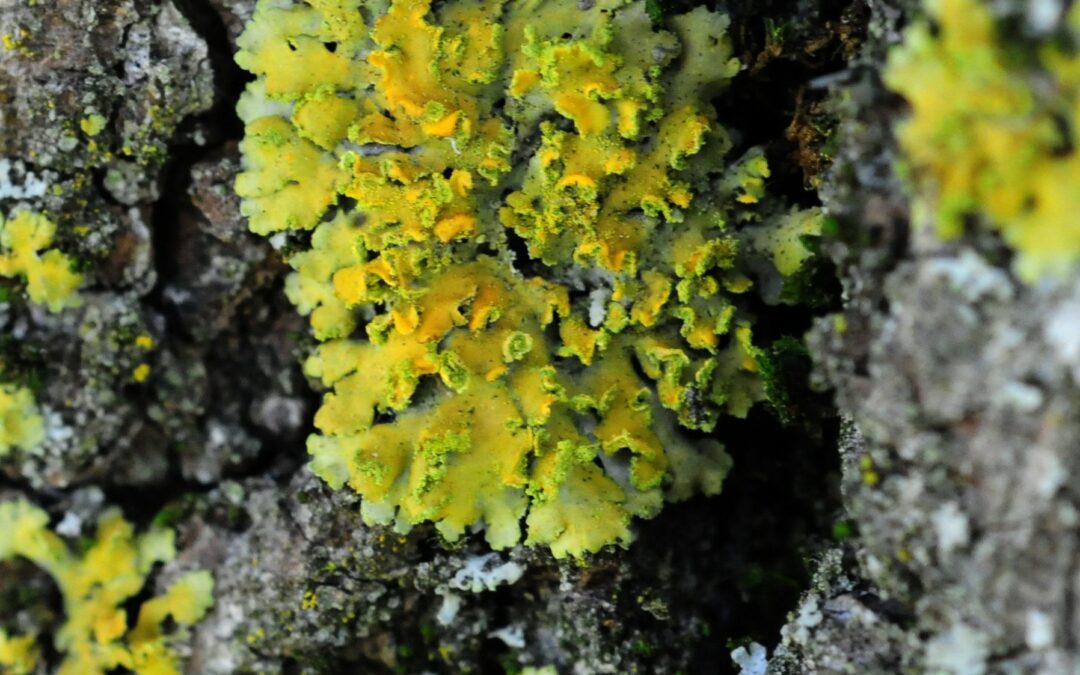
886,0,1080,280
0,629,37,675
0,210,82,312
236,0,820,558
0,383,44,457
132,363,152,383
0,500,214,675
754,207,825,278
1,29,34,58
80,113,107,138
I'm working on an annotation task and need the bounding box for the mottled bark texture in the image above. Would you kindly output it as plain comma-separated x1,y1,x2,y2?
772,1,1080,673
0,0,850,670
10,0,1069,673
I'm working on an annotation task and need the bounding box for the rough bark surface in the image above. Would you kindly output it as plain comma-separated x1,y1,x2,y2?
771,1,1080,673
10,0,1069,673
1,0,851,672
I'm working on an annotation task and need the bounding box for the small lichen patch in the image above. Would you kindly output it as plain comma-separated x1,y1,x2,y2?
79,114,107,138
1,29,33,58
132,363,152,383
886,0,1080,280
0,628,37,675
0,500,214,675
0,383,44,456
0,210,82,312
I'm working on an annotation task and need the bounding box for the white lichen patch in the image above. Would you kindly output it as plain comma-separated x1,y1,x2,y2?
731,642,767,675
448,553,524,593
489,624,526,649
1025,610,1055,650
924,623,990,675
1027,0,1064,33
1044,297,1080,383
931,501,970,556
923,250,1014,305
0,157,49,200
436,553,524,625
994,381,1044,413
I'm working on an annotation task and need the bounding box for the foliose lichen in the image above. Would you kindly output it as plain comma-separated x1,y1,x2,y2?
0,500,214,675
0,383,44,457
235,0,821,558
886,0,1080,281
0,210,82,312
0,208,83,461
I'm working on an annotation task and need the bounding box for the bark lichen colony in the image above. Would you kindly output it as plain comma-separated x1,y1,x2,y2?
234,0,823,558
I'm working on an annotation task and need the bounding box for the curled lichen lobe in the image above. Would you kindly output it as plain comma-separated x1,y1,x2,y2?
235,0,821,558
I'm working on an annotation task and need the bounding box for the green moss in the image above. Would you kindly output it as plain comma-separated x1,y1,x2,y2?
631,639,655,656
832,520,854,540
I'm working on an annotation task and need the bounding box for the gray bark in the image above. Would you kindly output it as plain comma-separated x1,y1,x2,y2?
10,0,1069,673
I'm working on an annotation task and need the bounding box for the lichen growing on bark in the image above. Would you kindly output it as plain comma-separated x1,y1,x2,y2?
0,210,82,312
0,500,214,675
886,0,1080,281
234,0,823,558
0,382,43,457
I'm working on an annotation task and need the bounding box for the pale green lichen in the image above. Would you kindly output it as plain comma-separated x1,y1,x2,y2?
0,500,214,675
0,383,44,456
887,0,1080,281
79,114,107,138
236,0,821,558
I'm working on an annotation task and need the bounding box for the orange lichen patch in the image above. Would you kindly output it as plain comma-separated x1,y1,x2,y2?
525,461,631,558
708,323,766,418
558,316,606,365
615,99,644,139
510,69,541,96
422,111,463,138
439,1,507,85
660,107,713,170
678,309,722,351
630,270,673,328
285,213,365,340
434,214,477,243
236,0,816,558
604,148,637,175
514,15,627,136
367,0,449,118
